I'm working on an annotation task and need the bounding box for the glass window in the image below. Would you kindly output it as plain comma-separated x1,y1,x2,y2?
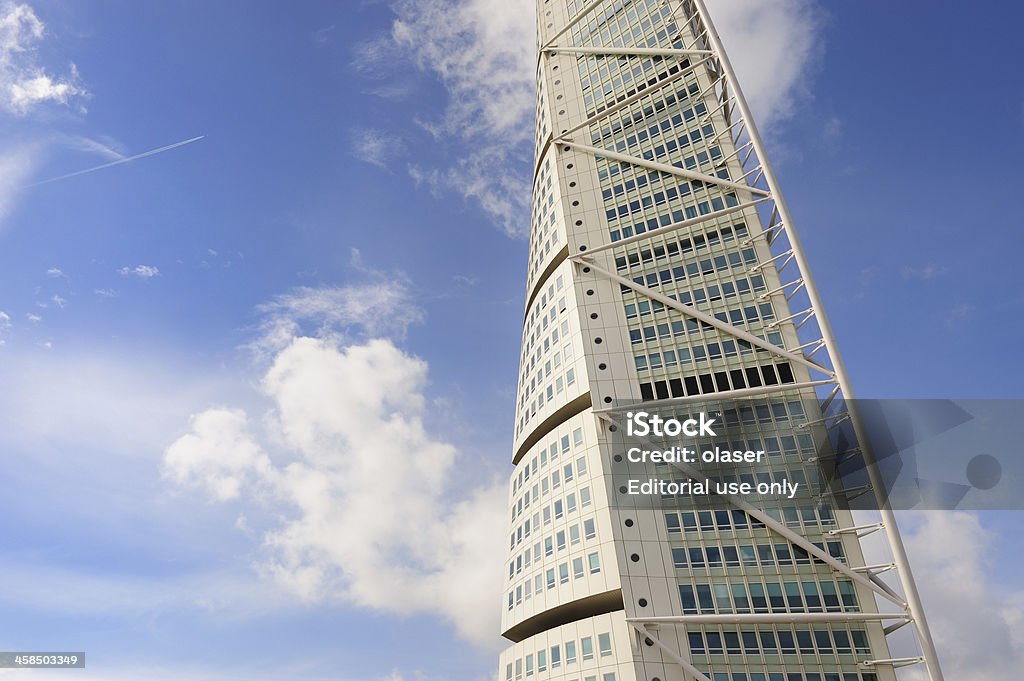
598,633,612,656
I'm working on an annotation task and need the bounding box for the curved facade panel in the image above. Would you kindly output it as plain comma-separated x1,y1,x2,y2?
500,2,942,681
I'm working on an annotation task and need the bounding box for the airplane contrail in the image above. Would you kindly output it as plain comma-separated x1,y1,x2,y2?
26,135,205,188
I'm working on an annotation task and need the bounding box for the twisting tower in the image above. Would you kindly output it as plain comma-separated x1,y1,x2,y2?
498,2,943,681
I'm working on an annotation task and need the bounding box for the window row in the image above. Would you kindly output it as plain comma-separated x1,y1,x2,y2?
519,341,573,411
510,486,594,549
513,427,584,494
624,247,759,289
605,161,730,223
665,504,837,536
512,456,590,521
507,552,602,610
505,631,614,681
671,539,847,570
678,579,858,615
630,301,776,347
588,77,702,147
614,220,750,263
510,517,598,580
686,627,872,657
637,360,796,401
706,672,879,681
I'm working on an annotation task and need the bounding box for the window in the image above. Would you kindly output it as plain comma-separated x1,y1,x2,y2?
598,633,612,656
559,562,569,584
565,641,577,664
584,518,596,539
573,557,585,579
588,552,601,574
550,645,561,668
546,569,555,589
581,636,593,660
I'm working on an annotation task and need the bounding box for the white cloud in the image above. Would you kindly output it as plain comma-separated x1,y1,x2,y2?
165,284,506,649
902,263,948,281
0,309,10,345
708,0,821,128
25,312,40,322
367,0,821,238
351,128,406,169
164,409,273,501
50,293,66,308
946,302,974,326
0,2,85,114
119,264,160,278
900,512,1024,680
252,279,424,356
94,287,118,298
45,266,63,277
0,144,40,223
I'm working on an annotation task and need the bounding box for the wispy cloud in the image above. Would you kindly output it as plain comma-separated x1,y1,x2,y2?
0,144,41,223
45,266,64,277
119,264,160,279
0,2,86,114
902,263,948,281
93,287,118,298
0,309,10,345
62,134,127,161
946,302,975,327
312,24,335,46
360,0,823,238
350,128,405,169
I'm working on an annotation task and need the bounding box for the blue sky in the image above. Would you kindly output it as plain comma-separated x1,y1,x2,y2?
0,1,1021,680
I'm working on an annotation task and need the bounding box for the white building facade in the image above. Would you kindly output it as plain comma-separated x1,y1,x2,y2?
499,2,943,681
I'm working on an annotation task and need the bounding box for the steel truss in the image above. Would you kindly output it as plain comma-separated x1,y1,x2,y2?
538,0,945,678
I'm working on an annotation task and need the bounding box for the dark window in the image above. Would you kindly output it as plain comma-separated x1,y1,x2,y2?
654,381,669,399
669,379,684,397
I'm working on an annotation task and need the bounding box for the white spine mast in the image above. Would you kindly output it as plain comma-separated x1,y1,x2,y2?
681,3,944,679
499,1,943,681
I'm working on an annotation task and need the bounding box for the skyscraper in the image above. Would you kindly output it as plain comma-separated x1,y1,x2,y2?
498,2,943,681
